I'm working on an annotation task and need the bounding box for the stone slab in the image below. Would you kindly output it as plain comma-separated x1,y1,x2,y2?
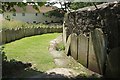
88,33,100,73
65,34,71,55
91,28,107,74
78,34,88,67
70,33,78,60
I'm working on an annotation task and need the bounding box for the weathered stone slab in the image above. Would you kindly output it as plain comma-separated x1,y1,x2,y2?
6,29,11,43
91,28,107,74
88,33,100,73
105,47,120,78
15,28,21,40
15,28,18,40
10,29,16,41
24,27,30,37
16,28,21,39
78,34,88,67
39,27,44,34
63,26,67,45
70,33,78,60
30,27,35,36
0,30,2,45
2,29,6,44
21,28,25,38
18,28,24,39
65,34,71,55
44,27,47,33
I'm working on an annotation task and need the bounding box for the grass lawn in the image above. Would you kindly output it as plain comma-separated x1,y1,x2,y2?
4,33,61,73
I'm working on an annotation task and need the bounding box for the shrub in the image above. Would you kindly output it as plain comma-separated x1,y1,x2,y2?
56,42,65,51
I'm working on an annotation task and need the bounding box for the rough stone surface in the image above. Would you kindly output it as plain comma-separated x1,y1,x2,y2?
63,2,120,76
105,47,120,78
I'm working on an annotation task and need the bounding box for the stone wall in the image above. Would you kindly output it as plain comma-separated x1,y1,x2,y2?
63,2,120,77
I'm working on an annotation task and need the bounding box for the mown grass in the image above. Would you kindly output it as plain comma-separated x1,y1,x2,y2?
4,33,61,72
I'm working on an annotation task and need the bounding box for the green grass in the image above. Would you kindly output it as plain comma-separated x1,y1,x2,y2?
4,33,61,72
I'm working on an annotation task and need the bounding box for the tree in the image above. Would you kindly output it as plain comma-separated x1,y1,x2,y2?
70,2,103,10
1,2,46,13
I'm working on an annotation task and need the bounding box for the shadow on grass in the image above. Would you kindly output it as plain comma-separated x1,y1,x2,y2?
2,56,43,78
1,46,101,80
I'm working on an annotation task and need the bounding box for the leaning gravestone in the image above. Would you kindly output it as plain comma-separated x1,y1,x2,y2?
70,33,78,60
65,34,71,55
78,34,88,67
88,33,100,73
105,47,120,78
91,28,107,74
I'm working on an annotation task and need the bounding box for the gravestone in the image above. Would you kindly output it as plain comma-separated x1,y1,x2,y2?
70,33,78,60
11,29,15,41
24,27,30,37
6,29,11,43
105,47,120,78
30,27,35,36
2,30,6,44
44,27,47,33
63,26,67,45
17,28,21,39
0,30,2,45
88,33,100,73
9,28,13,42
91,28,107,74
78,34,88,67
19,28,24,39
39,27,44,34
46,27,50,33
15,28,18,40
65,34,71,55
15,28,22,40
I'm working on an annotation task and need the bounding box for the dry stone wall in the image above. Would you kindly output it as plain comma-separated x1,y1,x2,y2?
63,2,120,77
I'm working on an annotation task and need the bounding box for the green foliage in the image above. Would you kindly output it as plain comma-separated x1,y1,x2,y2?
45,9,65,18
2,2,45,12
56,42,65,51
70,2,103,10
2,20,63,29
2,20,28,29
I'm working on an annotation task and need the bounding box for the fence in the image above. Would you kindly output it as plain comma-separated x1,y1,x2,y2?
0,26,62,44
